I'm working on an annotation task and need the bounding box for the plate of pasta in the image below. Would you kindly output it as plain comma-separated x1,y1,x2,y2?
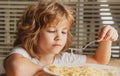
43,64,120,76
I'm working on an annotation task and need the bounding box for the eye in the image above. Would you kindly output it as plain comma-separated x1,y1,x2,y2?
47,27,56,33
47,30,56,33
62,30,67,34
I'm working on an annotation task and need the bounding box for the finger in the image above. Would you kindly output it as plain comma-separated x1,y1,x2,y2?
98,27,104,40
103,29,112,40
114,30,118,41
110,30,118,41
98,26,110,41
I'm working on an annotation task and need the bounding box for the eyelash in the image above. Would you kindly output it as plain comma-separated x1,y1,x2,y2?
62,31,67,34
48,31,67,34
48,30,55,33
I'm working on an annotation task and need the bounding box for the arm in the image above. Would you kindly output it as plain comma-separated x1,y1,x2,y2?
4,54,41,76
87,25,118,64
34,70,53,76
4,54,54,76
94,40,112,64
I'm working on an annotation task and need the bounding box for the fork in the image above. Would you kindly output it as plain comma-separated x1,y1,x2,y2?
69,40,100,63
81,40,100,50
69,40,100,53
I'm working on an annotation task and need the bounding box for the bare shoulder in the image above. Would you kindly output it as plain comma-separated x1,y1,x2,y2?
4,54,40,76
4,53,32,68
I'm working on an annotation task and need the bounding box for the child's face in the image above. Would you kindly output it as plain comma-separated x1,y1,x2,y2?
38,21,69,55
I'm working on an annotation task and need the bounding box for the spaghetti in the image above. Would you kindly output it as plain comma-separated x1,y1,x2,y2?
48,65,116,76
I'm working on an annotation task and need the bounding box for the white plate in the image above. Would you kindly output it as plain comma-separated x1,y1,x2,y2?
83,64,120,76
43,64,120,76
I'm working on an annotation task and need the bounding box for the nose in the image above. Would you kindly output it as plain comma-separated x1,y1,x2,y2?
54,32,62,41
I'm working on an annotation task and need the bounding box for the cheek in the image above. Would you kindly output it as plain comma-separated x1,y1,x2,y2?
62,36,67,44
39,35,49,43
38,37,51,50
39,34,54,46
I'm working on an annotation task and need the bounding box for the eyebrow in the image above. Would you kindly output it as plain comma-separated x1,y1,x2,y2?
63,28,68,30
48,26,69,29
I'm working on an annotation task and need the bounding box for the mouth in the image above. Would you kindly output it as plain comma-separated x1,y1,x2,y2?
52,44,62,46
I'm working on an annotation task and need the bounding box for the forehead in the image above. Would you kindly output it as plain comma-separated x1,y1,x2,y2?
47,17,70,29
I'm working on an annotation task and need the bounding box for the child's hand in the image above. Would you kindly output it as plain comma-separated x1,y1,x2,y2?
98,25,118,41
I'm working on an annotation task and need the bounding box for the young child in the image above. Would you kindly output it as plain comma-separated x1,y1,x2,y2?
4,1,118,76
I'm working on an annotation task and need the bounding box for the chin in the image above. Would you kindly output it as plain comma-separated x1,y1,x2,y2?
51,49,61,54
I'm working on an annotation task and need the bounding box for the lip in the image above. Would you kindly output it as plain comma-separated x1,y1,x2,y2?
53,44,61,46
